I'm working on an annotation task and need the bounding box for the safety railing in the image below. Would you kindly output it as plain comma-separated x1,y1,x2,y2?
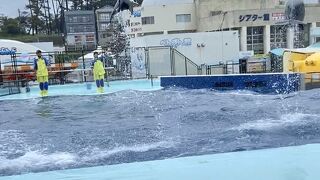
0,49,132,96
145,46,271,77
146,46,201,78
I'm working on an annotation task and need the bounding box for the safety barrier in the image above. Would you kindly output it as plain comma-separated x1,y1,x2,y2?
160,73,304,94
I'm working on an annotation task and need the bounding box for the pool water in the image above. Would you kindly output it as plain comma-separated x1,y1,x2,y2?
0,79,320,177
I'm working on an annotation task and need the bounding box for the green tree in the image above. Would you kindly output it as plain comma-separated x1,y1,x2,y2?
1,18,23,35
26,0,49,35
70,0,118,10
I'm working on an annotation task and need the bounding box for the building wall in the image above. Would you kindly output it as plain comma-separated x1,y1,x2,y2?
195,1,320,54
141,3,196,34
96,6,114,46
65,11,97,51
129,7,143,38
135,0,320,56
131,31,239,65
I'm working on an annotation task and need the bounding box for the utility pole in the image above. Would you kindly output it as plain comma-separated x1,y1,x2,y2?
65,0,69,11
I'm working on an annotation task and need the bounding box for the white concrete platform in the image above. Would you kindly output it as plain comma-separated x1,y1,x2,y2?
2,144,319,180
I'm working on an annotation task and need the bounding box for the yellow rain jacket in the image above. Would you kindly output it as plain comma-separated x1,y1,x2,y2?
36,58,49,77
34,58,49,83
93,59,105,80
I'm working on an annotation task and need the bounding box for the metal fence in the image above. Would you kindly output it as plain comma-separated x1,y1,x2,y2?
146,46,200,78
0,50,132,96
144,46,271,78
0,46,275,97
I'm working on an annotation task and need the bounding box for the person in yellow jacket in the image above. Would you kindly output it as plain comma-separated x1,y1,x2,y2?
33,50,50,97
91,52,106,93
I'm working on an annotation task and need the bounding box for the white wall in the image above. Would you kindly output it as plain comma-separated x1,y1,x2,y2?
131,31,240,65
141,3,196,34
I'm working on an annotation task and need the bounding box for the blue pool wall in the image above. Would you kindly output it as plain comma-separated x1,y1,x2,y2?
160,73,304,94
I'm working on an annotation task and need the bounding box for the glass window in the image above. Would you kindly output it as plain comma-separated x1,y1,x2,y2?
84,26,94,32
100,23,109,31
247,26,264,54
176,14,191,23
142,16,154,25
270,25,287,49
294,24,306,48
99,13,110,21
68,26,75,33
317,22,320,27
71,16,78,23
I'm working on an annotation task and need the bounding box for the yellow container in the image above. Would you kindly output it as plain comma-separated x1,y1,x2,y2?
283,50,320,73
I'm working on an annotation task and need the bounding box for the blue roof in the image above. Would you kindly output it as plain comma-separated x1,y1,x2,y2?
270,48,285,56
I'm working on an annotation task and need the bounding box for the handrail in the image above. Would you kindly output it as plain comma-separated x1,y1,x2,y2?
172,48,199,69
0,67,115,76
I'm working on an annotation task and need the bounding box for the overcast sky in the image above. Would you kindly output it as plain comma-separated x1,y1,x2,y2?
0,0,28,17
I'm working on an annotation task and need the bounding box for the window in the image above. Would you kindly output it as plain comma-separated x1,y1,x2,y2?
176,14,191,23
99,13,110,21
247,26,264,54
316,37,320,43
74,35,82,43
84,26,94,32
271,25,287,49
82,16,90,22
86,34,95,42
142,16,154,25
68,16,78,23
68,27,73,33
100,23,109,31
317,22,320,27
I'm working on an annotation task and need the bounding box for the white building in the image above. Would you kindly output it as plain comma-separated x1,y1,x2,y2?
131,0,320,55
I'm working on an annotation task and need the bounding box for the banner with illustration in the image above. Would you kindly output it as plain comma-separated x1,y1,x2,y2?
130,47,146,78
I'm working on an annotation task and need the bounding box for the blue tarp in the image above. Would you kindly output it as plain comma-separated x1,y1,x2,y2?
270,48,285,57
307,42,320,49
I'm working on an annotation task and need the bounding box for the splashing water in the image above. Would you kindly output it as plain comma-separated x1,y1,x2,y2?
1,89,320,176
